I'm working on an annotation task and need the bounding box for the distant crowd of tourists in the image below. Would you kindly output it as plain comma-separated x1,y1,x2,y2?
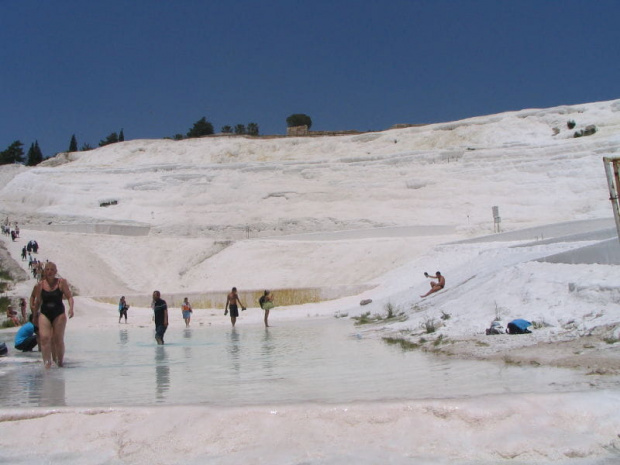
27,256,46,280
2,218,20,241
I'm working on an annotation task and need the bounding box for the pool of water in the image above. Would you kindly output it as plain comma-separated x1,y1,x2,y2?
0,318,588,408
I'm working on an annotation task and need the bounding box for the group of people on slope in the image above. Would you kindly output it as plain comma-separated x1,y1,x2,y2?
26,255,45,279
2,219,20,241
3,227,71,368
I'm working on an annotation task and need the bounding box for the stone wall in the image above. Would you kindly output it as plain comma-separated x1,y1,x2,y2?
286,125,362,137
287,125,309,136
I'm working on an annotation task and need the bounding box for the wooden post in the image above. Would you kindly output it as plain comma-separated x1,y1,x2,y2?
603,157,620,243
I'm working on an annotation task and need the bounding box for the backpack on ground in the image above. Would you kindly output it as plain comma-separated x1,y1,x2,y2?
507,319,532,334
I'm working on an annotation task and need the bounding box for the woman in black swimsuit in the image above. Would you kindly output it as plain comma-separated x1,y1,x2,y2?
30,262,74,368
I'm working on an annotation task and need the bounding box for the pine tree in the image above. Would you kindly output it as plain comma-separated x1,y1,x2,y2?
99,132,119,147
34,141,43,164
234,124,246,135
69,134,78,152
0,140,25,165
26,143,36,166
187,117,214,138
26,141,44,166
119,129,125,142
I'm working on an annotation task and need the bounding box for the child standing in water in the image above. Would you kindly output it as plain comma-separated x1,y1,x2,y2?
181,297,192,327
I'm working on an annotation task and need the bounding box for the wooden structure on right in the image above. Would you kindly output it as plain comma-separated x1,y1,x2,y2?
603,156,620,243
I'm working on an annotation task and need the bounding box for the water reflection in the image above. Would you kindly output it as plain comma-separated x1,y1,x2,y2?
227,329,241,374
37,370,66,407
261,328,274,376
5,361,43,407
154,347,170,402
19,365,41,406
0,319,594,408
183,328,192,361
118,329,128,347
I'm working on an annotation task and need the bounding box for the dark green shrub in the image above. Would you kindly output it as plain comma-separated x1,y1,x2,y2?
187,117,214,138
286,114,312,129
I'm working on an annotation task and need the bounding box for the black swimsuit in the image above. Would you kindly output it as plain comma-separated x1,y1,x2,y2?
40,286,65,323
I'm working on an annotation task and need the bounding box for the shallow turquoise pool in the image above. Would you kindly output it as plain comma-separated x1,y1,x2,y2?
0,318,586,408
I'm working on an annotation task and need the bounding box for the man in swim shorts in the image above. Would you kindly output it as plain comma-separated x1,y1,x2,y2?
225,287,246,327
420,271,445,298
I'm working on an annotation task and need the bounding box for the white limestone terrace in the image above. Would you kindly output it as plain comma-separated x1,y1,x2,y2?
0,99,619,348
1,102,620,465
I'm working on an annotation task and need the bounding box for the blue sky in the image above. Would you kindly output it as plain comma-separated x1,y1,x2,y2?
1,0,619,156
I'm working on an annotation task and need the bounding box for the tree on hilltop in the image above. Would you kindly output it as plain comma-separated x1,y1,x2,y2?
187,117,214,138
221,123,259,136
99,132,120,147
98,129,125,147
247,122,259,136
69,134,78,152
26,141,44,166
286,113,312,129
0,140,25,165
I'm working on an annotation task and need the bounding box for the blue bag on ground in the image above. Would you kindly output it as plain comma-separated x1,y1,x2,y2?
507,319,532,334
